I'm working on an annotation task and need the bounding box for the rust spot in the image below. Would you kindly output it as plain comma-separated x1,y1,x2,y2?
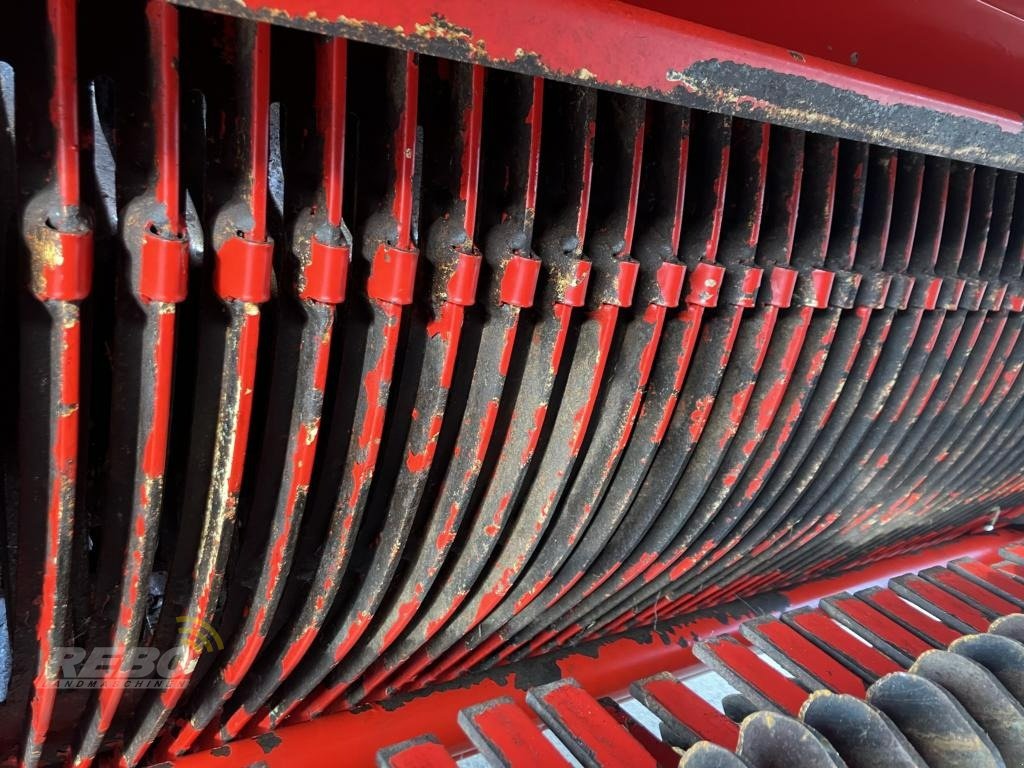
254,732,282,755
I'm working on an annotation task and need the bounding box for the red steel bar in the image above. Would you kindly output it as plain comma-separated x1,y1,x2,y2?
118,20,274,768
21,1,93,765
173,0,1024,173
216,48,420,743
73,3,188,765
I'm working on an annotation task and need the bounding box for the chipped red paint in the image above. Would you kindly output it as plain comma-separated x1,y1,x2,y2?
653,307,704,444
118,22,275,766
18,5,1024,762
28,310,82,764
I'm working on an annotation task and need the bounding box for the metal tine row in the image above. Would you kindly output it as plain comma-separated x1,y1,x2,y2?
416,101,691,686
375,554,1024,767
602,133,840,633
455,103,700,675
248,55,489,733
207,41,422,750
7,2,1024,764
582,124,807,640
536,121,815,651
590,128,816,638
391,91,648,695
288,70,547,723
679,146,912,604
623,139,869,621
770,172,1024,569
381,92,635,687
655,167,1024,618
651,141,877,613
697,151,933,603
757,173,1019,581
828,163,990,528
491,111,735,666
158,32,352,759
336,81,600,713
119,13,275,767
864,177,1024,532
508,114,764,658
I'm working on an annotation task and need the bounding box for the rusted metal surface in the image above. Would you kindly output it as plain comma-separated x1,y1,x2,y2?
170,0,1024,172
7,3,1024,767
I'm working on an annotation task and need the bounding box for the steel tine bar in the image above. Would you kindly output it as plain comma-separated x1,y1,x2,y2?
376,735,458,768
820,592,936,662
345,81,597,708
305,72,545,721
631,672,739,750
406,93,648,689
14,0,93,763
692,635,809,716
889,574,990,633
217,47,420,742
740,616,867,696
159,33,350,757
599,697,682,768
949,557,1024,605
781,607,904,680
119,18,274,767
261,59,485,730
918,566,1020,617
526,680,659,768
435,102,690,681
458,697,571,767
